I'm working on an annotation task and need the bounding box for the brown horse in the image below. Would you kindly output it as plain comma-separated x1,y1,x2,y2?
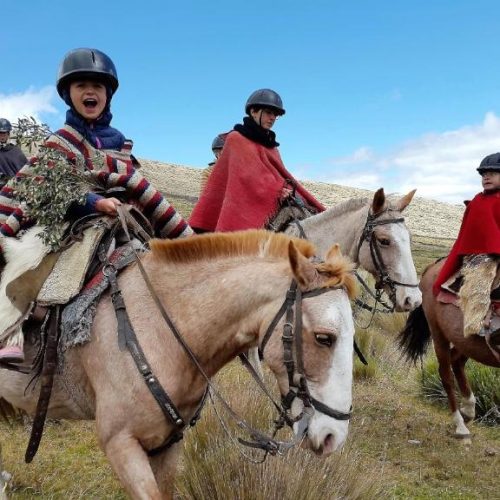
398,259,499,437
0,230,357,498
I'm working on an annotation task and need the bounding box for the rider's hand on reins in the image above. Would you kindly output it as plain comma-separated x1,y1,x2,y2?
96,197,122,216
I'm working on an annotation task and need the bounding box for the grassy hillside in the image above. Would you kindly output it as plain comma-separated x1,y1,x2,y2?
1,172,497,499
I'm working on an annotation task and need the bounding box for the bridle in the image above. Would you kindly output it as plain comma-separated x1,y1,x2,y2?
259,280,351,423
354,208,419,311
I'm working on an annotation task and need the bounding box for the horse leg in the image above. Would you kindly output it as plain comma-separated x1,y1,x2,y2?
149,443,182,499
432,337,470,437
99,429,164,500
450,349,476,422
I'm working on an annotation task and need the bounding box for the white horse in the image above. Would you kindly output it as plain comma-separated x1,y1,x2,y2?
246,188,422,375
285,188,421,312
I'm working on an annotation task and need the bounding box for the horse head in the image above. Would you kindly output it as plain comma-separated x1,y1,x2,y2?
260,241,357,455
357,188,422,312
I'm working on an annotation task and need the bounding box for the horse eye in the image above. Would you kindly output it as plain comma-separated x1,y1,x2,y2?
378,238,391,246
315,333,335,347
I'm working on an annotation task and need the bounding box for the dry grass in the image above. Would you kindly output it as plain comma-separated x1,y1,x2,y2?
1,319,498,498
0,173,497,498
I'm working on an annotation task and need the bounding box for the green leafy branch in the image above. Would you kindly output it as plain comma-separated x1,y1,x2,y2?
10,118,103,250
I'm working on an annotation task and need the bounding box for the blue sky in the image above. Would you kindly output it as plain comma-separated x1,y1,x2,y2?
3,0,500,203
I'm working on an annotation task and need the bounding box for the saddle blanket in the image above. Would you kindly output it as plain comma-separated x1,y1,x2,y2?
59,244,138,360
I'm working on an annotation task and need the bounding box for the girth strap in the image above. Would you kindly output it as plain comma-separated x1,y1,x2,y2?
25,307,61,463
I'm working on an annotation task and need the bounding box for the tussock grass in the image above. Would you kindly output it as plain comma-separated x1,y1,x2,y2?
411,235,453,275
176,361,383,499
421,357,500,425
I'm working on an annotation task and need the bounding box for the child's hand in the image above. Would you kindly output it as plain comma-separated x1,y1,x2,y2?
281,186,293,199
95,197,121,215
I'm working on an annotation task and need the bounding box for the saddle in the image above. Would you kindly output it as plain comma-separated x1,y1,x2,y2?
266,194,318,233
0,206,154,462
438,254,500,339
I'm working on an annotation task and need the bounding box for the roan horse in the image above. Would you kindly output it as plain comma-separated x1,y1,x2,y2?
0,230,356,499
283,188,421,312
246,188,422,374
398,259,500,438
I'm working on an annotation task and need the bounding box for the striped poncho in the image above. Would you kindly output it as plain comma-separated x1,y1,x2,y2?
0,124,192,242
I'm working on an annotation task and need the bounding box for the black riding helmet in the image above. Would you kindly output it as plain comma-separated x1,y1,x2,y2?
56,48,119,101
245,89,286,116
477,152,500,174
0,118,12,133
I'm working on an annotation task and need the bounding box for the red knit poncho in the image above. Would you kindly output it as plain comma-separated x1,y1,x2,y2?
433,190,500,295
189,131,324,232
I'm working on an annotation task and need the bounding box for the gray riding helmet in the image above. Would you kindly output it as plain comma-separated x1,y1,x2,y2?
0,118,12,133
477,152,500,174
245,89,286,115
211,134,225,152
56,48,119,98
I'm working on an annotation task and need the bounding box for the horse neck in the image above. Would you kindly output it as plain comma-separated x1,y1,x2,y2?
298,202,369,263
141,256,290,377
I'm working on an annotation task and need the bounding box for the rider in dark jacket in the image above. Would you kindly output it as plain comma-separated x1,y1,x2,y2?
0,118,28,187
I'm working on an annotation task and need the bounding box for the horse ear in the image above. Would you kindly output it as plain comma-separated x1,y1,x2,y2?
372,188,386,215
288,241,317,288
326,243,342,261
395,189,416,212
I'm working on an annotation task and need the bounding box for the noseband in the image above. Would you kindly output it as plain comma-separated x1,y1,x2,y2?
355,208,419,308
259,281,351,423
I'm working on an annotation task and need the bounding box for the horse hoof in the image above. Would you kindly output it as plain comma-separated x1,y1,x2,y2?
460,411,474,423
451,432,473,443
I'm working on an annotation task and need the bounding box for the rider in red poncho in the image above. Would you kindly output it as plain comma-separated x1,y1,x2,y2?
433,153,500,341
189,89,324,233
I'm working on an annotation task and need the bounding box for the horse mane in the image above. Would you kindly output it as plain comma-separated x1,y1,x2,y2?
151,231,357,298
314,194,404,221
313,197,369,222
149,230,316,264
315,256,357,299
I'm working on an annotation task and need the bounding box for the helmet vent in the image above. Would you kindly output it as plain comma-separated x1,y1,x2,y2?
91,51,96,63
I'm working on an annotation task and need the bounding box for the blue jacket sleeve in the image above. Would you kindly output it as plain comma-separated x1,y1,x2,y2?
67,192,104,219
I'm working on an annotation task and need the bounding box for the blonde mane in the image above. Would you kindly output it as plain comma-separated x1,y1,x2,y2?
150,230,357,298
315,257,357,299
149,230,316,264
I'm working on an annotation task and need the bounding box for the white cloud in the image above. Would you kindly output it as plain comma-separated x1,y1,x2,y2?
0,87,58,122
331,146,374,164
323,112,500,203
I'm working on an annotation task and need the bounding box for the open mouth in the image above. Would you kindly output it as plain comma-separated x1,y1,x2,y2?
83,98,98,110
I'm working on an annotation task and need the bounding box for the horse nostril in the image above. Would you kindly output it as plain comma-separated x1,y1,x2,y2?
323,433,335,454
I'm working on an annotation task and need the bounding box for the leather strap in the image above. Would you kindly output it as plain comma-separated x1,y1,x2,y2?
107,267,186,434
25,307,60,463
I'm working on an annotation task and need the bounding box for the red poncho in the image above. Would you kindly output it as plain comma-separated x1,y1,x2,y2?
189,131,325,232
433,191,500,295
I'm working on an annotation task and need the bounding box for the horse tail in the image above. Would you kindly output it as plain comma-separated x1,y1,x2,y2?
397,305,432,363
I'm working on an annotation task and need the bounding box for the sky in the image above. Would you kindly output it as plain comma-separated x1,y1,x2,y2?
3,0,500,204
